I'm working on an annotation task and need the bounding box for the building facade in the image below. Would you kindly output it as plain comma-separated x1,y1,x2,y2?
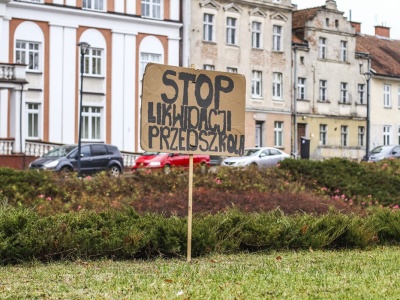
0,0,181,168
182,0,294,152
356,27,400,150
292,0,369,160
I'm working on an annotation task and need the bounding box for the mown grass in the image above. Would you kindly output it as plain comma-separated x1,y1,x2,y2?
1,247,399,299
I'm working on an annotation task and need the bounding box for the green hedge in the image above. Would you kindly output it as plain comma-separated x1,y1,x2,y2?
1,204,399,265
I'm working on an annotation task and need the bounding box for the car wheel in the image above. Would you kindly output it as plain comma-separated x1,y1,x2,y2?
249,163,258,170
60,166,72,173
109,165,121,177
199,163,208,174
163,164,171,175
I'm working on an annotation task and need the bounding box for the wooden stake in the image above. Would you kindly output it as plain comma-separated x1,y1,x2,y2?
187,154,193,262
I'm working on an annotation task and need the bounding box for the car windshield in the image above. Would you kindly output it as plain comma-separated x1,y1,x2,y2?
142,152,167,156
43,146,76,158
370,146,393,155
243,149,260,157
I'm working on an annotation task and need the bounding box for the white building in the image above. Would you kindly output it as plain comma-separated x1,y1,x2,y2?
0,0,181,168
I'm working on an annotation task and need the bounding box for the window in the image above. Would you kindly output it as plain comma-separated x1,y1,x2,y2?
142,0,161,19
341,126,348,147
340,82,348,103
319,80,327,101
251,71,262,98
251,21,261,48
226,17,237,45
27,103,40,138
325,18,329,26
340,41,347,62
398,86,400,107
320,124,327,146
398,126,400,144
272,25,282,51
358,84,365,104
272,72,282,99
274,121,283,147
203,13,214,42
335,20,339,28
298,78,306,100
384,84,391,107
15,40,40,70
82,107,102,140
227,67,237,73
140,52,161,80
203,64,214,71
84,48,102,75
319,37,326,59
83,0,104,11
358,126,365,147
255,121,264,147
383,125,391,145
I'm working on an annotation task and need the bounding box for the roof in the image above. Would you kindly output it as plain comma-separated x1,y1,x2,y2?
292,7,320,31
356,34,400,77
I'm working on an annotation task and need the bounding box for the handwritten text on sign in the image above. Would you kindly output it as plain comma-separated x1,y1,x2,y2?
140,64,246,156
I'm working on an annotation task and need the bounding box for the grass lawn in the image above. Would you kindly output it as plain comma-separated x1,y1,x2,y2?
1,247,399,299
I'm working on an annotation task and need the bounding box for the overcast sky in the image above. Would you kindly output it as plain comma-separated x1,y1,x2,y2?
293,0,400,39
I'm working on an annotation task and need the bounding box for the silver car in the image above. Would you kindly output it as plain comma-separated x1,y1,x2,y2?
221,147,290,169
361,145,400,162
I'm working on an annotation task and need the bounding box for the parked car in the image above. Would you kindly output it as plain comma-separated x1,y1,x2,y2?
221,147,290,169
361,145,400,162
132,152,210,174
29,143,124,176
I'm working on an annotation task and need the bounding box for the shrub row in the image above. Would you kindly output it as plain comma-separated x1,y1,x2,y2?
1,203,400,265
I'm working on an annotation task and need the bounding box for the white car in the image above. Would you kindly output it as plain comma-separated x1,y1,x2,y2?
221,147,290,169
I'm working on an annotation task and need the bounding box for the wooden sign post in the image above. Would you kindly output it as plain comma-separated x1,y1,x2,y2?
140,63,246,262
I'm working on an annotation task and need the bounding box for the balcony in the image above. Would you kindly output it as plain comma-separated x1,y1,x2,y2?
0,63,28,88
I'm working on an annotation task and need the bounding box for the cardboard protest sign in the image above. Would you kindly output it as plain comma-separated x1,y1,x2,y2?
140,63,246,156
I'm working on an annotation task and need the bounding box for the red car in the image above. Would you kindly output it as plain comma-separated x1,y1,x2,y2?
132,152,210,174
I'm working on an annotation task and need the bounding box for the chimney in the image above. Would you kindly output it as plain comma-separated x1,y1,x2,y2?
375,25,390,38
351,22,361,34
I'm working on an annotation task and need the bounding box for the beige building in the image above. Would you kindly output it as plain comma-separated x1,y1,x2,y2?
292,0,369,160
356,27,400,150
182,0,294,152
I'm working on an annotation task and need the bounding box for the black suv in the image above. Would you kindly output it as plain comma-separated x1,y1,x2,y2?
29,144,124,176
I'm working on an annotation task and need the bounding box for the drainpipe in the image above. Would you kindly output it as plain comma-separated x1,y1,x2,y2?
293,46,298,159
20,83,25,168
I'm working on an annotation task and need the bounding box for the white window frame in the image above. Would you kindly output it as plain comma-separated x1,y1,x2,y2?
274,121,283,147
15,40,40,71
203,13,214,42
272,25,282,51
358,84,365,104
398,126,400,144
82,106,102,141
251,21,262,49
298,77,306,100
203,64,215,71
384,84,391,107
140,52,161,81
341,125,348,147
320,124,327,146
398,86,400,108
319,37,326,59
340,82,348,103
227,67,237,73
251,71,262,98
255,121,264,147
319,80,327,101
340,41,347,62
383,125,392,145
141,0,162,19
226,17,237,45
272,72,282,99
84,48,103,76
358,126,365,147
27,103,40,139
83,0,105,11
